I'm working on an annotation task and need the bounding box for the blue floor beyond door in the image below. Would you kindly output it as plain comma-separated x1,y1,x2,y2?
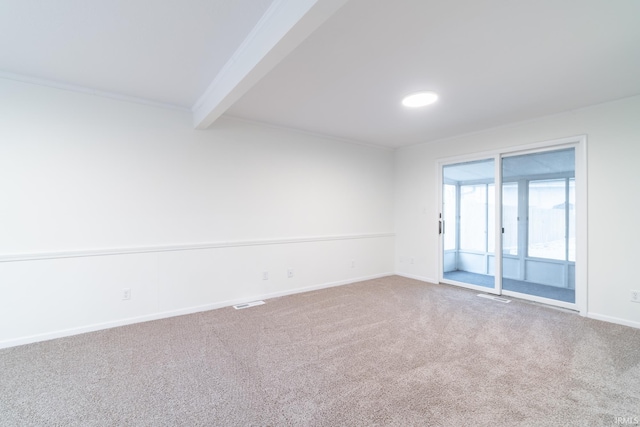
443,271,575,303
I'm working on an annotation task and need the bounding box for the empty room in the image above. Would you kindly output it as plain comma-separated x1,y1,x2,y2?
1,0,640,425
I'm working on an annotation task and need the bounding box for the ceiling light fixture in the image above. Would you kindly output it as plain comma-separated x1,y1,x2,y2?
402,91,439,108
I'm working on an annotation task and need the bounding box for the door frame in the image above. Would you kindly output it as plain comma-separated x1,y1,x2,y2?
436,135,587,315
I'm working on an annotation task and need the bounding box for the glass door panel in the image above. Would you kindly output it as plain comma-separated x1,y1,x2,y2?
501,148,576,303
442,158,496,291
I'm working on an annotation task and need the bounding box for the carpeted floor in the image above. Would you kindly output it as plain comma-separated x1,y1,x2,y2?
1,276,639,426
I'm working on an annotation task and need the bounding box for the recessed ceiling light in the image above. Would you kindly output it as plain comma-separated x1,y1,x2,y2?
402,91,439,108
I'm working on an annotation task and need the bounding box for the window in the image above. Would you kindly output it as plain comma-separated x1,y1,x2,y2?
460,184,487,252
486,183,518,255
488,184,495,253
502,182,519,255
568,178,576,262
528,179,572,261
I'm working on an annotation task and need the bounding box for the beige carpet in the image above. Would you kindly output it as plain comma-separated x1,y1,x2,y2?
1,276,639,426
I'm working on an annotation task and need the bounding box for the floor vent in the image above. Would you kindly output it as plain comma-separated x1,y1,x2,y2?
477,294,511,303
233,301,265,310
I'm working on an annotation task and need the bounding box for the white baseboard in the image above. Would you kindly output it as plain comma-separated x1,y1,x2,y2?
255,272,394,301
395,272,438,284
587,312,640,330
0,272,393,349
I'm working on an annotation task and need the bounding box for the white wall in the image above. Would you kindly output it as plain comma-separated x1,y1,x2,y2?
0,79,395,347
395,95,640,328
3,77,639,348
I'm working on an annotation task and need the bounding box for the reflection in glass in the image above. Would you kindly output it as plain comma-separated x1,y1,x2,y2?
460,184,487,252
528,179,567,260
502,182,518,255
443,184,457,251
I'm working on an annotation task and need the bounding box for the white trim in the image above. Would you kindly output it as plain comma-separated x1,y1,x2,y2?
441,279,501,295
494,154,503,294
0,272,394,349
500,139,580,158
191,0,289,113
437,135,583,167
575,136,589,316
395,273,438,284
192,0,349,128
502,290,577,311
587,312,640,330
436,158,444,287
0,233,395,263
0,71,189,112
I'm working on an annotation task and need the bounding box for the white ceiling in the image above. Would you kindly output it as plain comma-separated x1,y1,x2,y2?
1,0,640,148
0,0,276,107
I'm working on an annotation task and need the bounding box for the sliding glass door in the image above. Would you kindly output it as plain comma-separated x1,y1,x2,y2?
440,144,579,309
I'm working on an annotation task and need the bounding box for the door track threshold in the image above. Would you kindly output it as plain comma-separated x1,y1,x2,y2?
477,294,511,303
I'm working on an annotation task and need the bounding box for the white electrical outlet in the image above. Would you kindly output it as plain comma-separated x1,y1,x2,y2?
351,260,355,268
122,288,131,300
410,257,415,265
262,271,269,280
631,290,640,303
287,268,294,278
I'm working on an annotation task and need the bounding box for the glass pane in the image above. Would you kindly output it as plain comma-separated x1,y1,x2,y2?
528,179,566,260
502,148,575,304
502,182,518,255
568,178,576,261
487,184,495,253
460,184,487,252
442,158,494,289
443,184,457,250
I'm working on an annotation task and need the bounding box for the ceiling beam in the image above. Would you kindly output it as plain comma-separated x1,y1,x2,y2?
192,0,349,129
